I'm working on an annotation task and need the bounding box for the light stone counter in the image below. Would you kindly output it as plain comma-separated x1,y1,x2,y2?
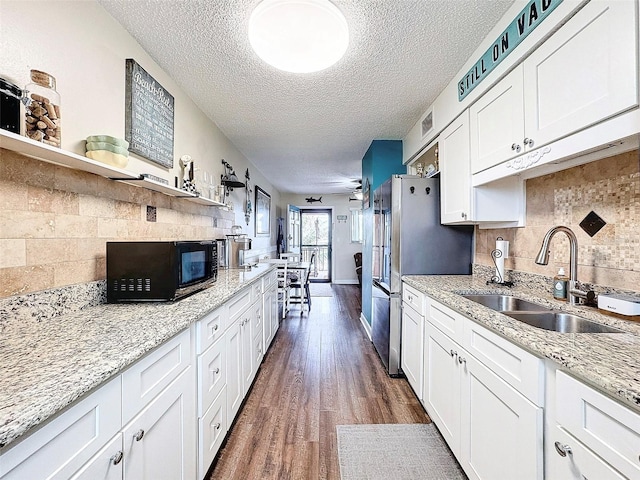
402,273,640,414
0,264,274,450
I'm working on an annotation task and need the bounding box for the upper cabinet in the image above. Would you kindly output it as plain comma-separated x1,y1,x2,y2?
470,65,525,174
471,0,638,176
522,0,638,149
440,110,524,227
408,0,639,184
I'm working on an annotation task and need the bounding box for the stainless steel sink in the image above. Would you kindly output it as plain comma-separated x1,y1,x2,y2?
505,312,624,334
463,294,623,334
463,294,548,312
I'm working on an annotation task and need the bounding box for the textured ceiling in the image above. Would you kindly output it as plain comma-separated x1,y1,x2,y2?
98,0,515,194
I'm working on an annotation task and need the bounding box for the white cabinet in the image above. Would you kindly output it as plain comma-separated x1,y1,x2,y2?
225,318,243,423
440,110,472,224
401,285,424,401
471,0,638,177
70,434,123,480
263,272,279,350
470,65,525,174
122,367,196,480
547,371,640,480
197,388,227,479
523,0,638,151
421,294,544,480
0,377,122,480
440,111,524,226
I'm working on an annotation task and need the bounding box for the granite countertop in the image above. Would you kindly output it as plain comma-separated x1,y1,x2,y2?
402,274,640,414
0,264,274,450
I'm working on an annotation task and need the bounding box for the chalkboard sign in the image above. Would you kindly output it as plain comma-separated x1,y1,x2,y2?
125,59,174,168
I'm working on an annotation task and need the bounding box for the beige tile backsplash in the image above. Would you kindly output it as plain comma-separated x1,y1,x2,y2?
0,149,233,298
477,149,640,292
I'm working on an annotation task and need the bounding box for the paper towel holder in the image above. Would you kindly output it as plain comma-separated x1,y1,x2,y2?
487,236,514,287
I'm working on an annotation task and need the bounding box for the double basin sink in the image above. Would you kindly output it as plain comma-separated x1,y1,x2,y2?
463,294,623,334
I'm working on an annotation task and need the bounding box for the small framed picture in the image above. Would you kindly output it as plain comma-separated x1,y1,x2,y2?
255,186,271,235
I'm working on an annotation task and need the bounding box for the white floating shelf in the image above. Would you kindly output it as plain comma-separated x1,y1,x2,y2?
189,196,226,206
1,130,224,207
0,130,140,180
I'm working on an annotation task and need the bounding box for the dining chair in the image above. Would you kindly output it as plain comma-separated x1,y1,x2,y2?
288,266,310,313
280,252,300,262
271,259,291,318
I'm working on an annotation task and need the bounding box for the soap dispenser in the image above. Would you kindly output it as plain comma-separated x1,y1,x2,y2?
553,267,568,301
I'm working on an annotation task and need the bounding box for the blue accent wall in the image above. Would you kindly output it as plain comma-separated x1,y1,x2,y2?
361,140,405,326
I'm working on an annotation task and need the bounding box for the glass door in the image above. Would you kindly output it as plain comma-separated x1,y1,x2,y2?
300,209,331,282
286,204,301,256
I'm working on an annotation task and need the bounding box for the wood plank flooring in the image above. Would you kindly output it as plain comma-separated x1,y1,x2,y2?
208,284,430,480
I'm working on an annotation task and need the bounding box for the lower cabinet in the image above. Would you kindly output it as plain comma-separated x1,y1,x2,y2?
401,301,423,402
547,370,640,479
121,367,196,480
263,273,279,350
421,294,544,480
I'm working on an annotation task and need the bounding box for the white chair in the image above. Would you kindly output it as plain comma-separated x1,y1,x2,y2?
280,252,300,262
271,259,291,318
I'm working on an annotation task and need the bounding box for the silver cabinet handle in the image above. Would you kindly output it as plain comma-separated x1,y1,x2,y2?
511,143,521,152
461,212,467,219
214,367,220,374
554,441,572,457
449,350,457,358
133,429,145,442
212,323,219,331
524,137,534,147
215,422,221,430
110,451,124,465
458,356,466,365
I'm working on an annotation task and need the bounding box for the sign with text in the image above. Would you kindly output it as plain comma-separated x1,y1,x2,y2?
458,0,563,101
125,59,175,168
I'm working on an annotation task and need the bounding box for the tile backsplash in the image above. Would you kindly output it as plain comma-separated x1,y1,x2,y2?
0,149,233,298
476,149,640,292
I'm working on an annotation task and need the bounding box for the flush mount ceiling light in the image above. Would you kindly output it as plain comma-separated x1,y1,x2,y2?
248,0,349,73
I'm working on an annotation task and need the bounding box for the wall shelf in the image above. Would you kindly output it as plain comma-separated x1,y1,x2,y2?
0,130,223,207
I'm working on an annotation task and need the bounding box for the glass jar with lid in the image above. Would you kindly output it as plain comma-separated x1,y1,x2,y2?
24,70,61,147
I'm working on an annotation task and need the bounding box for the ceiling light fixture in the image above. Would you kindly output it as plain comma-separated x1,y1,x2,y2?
248,0,349,73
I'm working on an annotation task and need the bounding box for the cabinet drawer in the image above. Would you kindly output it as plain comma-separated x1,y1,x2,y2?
197,336,226,417
556,371,640,480
251,281,262,303
122,328,191,424
402,283,425,313
427,298,464,340
262,270,276,291
195,305,228,354
0,377,122,480
548,425,627,480
228,288,252,323
198,388,227,480
463,320,543,406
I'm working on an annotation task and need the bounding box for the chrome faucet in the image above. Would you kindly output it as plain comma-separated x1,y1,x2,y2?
535,226,594,305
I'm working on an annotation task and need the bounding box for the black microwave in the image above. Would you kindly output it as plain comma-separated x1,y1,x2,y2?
106,241,218,302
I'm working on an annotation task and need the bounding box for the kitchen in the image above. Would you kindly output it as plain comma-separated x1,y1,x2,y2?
1,0,640,479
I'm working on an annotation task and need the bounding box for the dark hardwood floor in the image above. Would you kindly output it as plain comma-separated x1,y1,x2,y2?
208,284,430,480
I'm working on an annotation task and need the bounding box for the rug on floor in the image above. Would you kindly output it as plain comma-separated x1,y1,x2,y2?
337,423,467,480
309,283,333,297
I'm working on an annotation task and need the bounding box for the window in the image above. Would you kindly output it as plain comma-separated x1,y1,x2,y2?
350,208,363,243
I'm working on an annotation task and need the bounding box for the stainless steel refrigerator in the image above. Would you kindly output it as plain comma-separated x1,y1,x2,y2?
371,175,473,375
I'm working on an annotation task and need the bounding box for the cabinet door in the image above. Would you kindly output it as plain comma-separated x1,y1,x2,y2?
241,308,254,395
70,435,123,480
523,0,638,149
401,303,423,401
470,65,525,173
423,322,461,457
547,426,627,480
225,319,243,423
197,336,226,417
197,388,227,480
0,377,121,480
440,110,471,224
123,367,196,480
460,353,543,480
